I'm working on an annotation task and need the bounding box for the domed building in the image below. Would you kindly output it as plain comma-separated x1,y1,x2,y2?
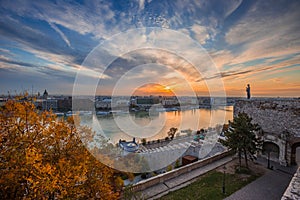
42,89,48,99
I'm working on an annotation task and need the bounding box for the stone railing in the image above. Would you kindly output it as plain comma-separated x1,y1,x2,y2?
128,150,233,193
281,167,300,200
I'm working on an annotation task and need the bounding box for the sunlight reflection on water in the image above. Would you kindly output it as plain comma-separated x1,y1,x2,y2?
80,106,233,144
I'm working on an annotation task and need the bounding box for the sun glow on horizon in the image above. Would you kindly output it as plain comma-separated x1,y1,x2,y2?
164,86,171,90
131,84,176,96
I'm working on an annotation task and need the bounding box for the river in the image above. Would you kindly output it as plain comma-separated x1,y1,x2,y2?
79,106,233,144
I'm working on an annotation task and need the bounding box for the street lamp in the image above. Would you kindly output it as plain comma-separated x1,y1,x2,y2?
266,148,273,170
222,165,226,194
267,150,271,169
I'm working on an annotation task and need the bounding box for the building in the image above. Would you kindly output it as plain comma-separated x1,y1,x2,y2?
0,97,7,107
161,96,179,106
95,98,112,110
42,98,58,111
136,96,160,108
42,89,48,99
57,97,72,112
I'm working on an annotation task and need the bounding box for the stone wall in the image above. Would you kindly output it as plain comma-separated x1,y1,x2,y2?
234,98,300,137
128,150,232,193
234,98,300,166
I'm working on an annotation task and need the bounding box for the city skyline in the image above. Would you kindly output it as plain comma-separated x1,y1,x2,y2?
0,0,300,97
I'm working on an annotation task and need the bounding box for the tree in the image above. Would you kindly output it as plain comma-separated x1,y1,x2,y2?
141,138,147,145
167,127,178,139
0,98,119,199
220,112,262,169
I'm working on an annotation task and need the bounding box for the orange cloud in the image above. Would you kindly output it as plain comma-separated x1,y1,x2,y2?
133,84,175,96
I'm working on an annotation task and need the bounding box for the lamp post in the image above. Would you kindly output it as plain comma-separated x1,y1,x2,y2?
267,150,271,169
222,165,226,194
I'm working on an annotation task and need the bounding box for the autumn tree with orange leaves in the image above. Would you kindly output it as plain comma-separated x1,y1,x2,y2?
0,98,119,199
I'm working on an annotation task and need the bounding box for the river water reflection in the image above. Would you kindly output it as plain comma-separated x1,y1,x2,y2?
80,106,233,144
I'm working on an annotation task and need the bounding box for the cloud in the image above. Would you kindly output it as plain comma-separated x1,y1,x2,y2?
0,0,299,96
209,50,234,69
190,24,210,44
0,67,74,95
0,14,80,62
0,15,93,78
0,0,130,40
0,48,11,54
48,22,71,47
0,55,40,69
224,0,300,64
138,0,145,11
0,53,79,81
199,52,300,83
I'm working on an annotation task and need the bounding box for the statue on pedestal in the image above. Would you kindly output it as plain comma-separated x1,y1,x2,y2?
246,84,251,99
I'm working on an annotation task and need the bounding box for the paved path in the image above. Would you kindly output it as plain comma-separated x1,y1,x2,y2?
135,156,297,200
225,158,297,200
138,156,233,200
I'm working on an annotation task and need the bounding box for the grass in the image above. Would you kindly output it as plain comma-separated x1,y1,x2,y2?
159,170,259,200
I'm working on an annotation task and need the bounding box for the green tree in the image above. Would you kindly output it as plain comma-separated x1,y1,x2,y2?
220,112,262,169
167,127,178,139
141,138,147,145
0,98,119,199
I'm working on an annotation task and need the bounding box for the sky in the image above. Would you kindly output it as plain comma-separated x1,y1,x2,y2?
0,0,299,97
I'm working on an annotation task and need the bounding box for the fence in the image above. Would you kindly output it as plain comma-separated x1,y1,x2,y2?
128,150,233,192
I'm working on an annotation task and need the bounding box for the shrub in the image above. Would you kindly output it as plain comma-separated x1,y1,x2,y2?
167,165,173,172
127,173,135,181
115,176,124,190
141,173,147,179
175,159,181,168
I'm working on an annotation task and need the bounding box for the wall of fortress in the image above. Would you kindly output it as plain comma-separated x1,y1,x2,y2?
234,98,300,138
234,98,300,166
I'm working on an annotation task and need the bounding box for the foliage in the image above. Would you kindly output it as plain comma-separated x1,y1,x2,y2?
114,176,124,190
220,112,262,168
167,127,178,139
141,173,147,179
0,99,119,199
122,185,135,200
197,128,205,135
235,166,251,174
123,185,144,200
141,138,146,145
175,159,181,168
166,165,173,172
127,172,135,182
